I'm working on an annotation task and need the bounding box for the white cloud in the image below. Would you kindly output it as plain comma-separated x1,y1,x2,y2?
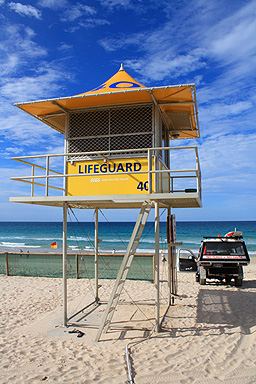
8,2,42,19
1,69,64,102
0,25,47,76
100,0,132,8
210,2,256,58
199,101,253,124
58,42,72,51
199,132,256,183
60,4,96,22
37,0,68,9
126,50,206,83
204,1,256,81
57,3,111,31
71,18,110,31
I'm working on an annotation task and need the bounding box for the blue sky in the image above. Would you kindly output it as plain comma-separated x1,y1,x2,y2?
0,0,256,222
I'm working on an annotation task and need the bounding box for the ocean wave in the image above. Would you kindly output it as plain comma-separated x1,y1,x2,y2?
0,242,42,248
24,245,41,248
244,239,256,245
0,236,63,242
1,242,26,247
31,237,63,241
102,239,168,245
179,240,202,244
0,241,41,248
69,236,87,240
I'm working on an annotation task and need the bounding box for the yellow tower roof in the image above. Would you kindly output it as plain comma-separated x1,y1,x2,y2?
14,64,200,139
76,63,146,96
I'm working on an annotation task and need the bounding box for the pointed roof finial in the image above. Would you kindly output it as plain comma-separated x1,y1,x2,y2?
119,63,124,71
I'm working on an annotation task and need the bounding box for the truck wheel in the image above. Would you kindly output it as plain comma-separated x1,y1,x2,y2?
199,275,206,285
235,278,242,287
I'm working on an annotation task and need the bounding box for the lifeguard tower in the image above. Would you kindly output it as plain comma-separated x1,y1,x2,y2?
10,64,201,341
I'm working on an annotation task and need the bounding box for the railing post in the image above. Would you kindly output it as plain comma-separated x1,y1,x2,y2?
5,252,9,276
154,155,159,193
75,254,79,279
45,156,49,196
195,147,201,199
171,177,174,193
31,165,35,197
148,149,152,194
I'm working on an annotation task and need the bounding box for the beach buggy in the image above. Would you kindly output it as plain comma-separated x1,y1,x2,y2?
196,230,250,286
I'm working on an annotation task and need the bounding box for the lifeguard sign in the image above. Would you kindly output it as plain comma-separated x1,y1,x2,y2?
67,157,151,196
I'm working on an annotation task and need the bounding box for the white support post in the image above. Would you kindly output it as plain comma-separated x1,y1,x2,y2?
170,246,175,305
168,243,172,305
172,246,177,297
167,208,172,306
95,208,99,303
154,201,160,332
63,202,68,326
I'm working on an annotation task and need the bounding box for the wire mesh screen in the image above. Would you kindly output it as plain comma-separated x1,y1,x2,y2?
0,253,153,282
0,254,6,275
44,114,66,134
167,113,192,131
80,254,153,281
68,104,153,160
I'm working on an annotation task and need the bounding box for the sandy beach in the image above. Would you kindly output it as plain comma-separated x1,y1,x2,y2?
0,259,256,384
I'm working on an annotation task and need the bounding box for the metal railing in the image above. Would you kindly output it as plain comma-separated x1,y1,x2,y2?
10,146,201,199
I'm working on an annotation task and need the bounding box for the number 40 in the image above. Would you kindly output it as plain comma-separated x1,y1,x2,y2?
137,181,148,191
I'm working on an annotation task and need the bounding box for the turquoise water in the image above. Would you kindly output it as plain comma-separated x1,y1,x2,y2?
0,221,255,256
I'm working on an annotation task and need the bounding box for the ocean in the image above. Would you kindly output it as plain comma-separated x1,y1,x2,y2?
0,221,255,257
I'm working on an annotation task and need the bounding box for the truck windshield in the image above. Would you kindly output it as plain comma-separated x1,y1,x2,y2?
202,241,246,256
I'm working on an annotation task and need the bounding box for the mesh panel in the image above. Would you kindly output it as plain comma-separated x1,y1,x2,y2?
78,255,153,281
110,134,152,151
167,113,192,131
68,137,109,160
44,114,66,134
0,253,153,281
69,110,109,138
110,105,152,134
0,254,6,275
68,104,153,159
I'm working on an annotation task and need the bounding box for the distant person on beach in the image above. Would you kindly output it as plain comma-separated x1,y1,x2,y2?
161,252,166,262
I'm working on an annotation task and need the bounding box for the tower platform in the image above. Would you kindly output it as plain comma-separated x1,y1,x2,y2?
10,192,201,209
